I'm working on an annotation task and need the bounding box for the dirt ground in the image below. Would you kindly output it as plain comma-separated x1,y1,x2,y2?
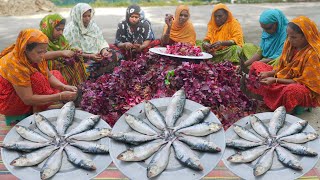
0,0,55,16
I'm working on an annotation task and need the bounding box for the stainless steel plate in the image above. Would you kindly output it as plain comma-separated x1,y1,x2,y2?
109,97,225,180
149,47,213,60
222,112,320,180
1,109,112,180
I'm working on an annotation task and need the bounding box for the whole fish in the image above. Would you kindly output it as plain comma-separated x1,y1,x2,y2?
253,147,275,176
69,140,109,154
176,122,222,137
226,139,264,150
276,120,308,139
147,140,173,178
15,125,50,143
268,106,286,137
64,115,100,138
56,101,75,135
144,100,167,130
1,141,51,152
40,145,65,180
10,146,58,166
250,115,270,138
117,140,166,161
68,128,111,141
227,145,269,163
172,140,203,171
124,113,158,135
280,142,318,156
173,107,210,132
34,113,59,138
177,135,221,153
165,89,186,127
110,131,160,145
64,145,96,170
279,132,318,144
275,146,303,170
233,125,262,142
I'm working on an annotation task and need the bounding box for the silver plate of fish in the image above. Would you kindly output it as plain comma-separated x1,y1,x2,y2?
223,110,320,180
1,108,112,180
109,92,225,180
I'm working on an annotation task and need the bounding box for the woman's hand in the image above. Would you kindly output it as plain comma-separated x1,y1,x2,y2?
211,41,222,49
202,42,211,51
259,71,274,79
133,44,143,52
101,48,110,57
62,50,75,58
124,42,134,50
60,91,77,101
61,85,77,92
91,53,103,61
165,14,174,27
260,77,276,85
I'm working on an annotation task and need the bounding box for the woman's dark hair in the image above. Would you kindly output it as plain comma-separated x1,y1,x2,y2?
288,22,304,35
26,42,38,51
56,19,66,27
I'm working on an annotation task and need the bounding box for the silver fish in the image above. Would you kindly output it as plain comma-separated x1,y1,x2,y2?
280,142,318,156
15,125,50,143
227,145,269,163
40,145,65,180
117,140,166,161
176,122,222,137
233,125,262,142
172,140,203,171
110,131,160,145
268,106,286,137
10,146,58,166
276,120,308,139
144,100,167,130
56,101,75,135
275,146,303,170
165,89,186,127
34,113,59,138
279,132,318,143
64,145,96,170
226,139,264,150
253,147,275,176
173,107,210,132
178,135,221,153
69,140,109,154
1,141,51,152
64,115,100,138
147,140,173,178
250,115,270,138
124,113,158,135
68,128,111,141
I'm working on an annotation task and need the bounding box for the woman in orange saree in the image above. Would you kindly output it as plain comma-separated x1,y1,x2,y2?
0,29,78,123
244,16,320,112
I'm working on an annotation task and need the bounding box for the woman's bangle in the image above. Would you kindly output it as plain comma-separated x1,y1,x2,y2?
59,93,62,101
275,78,278,84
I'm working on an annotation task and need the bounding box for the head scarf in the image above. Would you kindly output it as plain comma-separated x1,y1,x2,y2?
63,3,109,54
40,13,69,51
204,3,244,47
126,4,141,24
0,29,49,86
163,5,196,45
276,16,320,96
259,9,288,59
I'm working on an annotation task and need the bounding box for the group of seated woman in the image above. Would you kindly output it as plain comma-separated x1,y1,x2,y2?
0,2,319,124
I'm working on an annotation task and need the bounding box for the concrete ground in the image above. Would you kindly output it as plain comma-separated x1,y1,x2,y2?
0,2,319,171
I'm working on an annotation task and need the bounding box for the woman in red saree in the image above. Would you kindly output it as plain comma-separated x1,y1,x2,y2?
244,16,320,112
0,29,78,122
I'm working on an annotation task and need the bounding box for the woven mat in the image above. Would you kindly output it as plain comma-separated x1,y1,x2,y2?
0,116,319,180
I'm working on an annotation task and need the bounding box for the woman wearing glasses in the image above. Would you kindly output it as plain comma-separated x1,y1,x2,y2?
240,9,288,73
202,3,248,63
161,5,196,46
40,14,88,86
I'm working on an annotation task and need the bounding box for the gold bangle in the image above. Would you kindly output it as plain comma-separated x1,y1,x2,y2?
59,93,62,101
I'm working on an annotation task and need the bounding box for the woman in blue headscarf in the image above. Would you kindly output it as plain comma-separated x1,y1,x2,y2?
241,9,288,73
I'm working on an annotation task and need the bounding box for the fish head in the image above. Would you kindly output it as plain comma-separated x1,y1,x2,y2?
307,133,318,140
209,123,222,132
147,166,158,178
117,149,134,160
101,128,111,137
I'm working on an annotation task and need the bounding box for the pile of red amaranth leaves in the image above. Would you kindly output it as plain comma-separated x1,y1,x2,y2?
165,42,202,56
79,53,258,129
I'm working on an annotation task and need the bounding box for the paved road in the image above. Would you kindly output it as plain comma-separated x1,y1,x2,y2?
0,2,319,170
0,2,320,51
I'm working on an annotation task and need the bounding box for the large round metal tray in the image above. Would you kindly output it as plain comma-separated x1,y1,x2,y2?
1,109,112,180
222,112,320,180
109,97,225,180
149,47,213,60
